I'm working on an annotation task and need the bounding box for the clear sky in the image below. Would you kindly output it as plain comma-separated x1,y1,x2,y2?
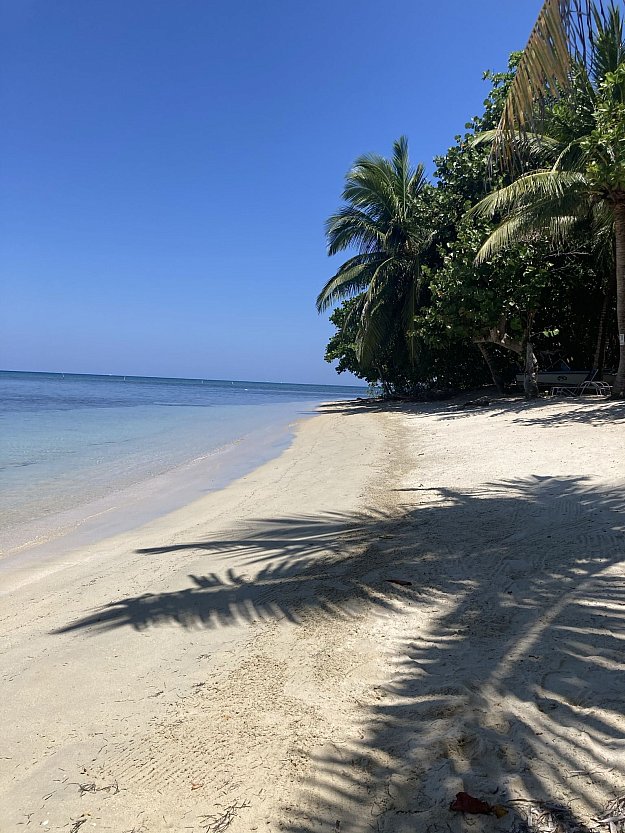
1,0,541,384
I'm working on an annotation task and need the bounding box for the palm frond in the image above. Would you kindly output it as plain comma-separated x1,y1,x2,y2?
551,136,588,171
474,215,536,262
475,209,584,262
473,128,560,162
356,289,397,367
590,201,616,265
391,137,427,218
591,3,625,85
342,155,398,220
469,169,587,219
320,137,431,373
493,0,599,168
316,254,383,312
392,135,411,214
343,292,367,331
473,177,593,261
496,0,573,148
325,206,386,256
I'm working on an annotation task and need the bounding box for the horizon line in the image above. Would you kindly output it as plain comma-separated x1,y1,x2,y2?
0,368,367,389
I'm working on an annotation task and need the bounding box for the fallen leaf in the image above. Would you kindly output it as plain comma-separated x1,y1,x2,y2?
450,792,492,815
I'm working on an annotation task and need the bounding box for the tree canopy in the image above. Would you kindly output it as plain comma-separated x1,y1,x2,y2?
318,2,624,399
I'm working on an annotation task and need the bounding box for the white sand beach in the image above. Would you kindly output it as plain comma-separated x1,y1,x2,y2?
1,398,624,832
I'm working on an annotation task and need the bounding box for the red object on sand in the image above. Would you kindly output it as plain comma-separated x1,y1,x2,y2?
449,792,492,815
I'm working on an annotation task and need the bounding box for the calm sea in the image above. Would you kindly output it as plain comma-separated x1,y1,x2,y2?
0,371,364,557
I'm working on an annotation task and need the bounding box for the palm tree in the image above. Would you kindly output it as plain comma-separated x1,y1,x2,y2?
316,137,431,380
477,0,625,397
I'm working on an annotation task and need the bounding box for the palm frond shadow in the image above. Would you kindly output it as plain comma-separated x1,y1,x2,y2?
281,476,625,832
53,474,625,829
53,510,406,633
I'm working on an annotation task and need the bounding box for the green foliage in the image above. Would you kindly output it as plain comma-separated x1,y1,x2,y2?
469,3,625,395
319,11,624,397
318,137,436,376
583,63,625,193
324,298,376,383
324,296,491,395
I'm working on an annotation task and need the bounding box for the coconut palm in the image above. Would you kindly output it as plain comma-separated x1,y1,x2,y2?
478,0,625,397
316,137,431,375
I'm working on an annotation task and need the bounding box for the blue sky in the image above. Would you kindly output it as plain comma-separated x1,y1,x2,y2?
1,0,541,384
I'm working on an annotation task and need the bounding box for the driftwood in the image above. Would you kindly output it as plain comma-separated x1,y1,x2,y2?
75,780,119,796
505,794,625,833
199,800,251,833
461,396,491,409
594,796,625,832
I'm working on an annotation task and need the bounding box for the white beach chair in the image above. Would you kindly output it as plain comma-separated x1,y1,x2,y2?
552,369,611,397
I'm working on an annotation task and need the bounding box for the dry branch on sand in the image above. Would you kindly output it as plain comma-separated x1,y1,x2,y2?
198,799,251,833
506,795,625,833
593,795,625,833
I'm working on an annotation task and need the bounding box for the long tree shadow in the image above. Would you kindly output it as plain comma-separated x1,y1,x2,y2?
435,397,625,427
319,396,625,428
511,398,625,427
53,474,625,830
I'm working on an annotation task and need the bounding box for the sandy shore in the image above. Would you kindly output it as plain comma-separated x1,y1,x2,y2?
1,397,624,832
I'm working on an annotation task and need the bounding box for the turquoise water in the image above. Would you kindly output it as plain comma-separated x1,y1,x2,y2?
0,371,364,555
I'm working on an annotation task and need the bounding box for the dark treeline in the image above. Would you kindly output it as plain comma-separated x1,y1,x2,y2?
318,1,625,399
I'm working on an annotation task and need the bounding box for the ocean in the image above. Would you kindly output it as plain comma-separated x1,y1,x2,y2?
0,371,364,558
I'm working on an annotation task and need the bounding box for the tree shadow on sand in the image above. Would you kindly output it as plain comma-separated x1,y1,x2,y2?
54,510,406,632
419,397,625,429
319,396,625,430
53,474,625,831
282,479,625,832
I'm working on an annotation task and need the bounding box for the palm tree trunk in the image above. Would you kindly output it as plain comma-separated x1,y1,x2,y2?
613,201,625,398
522,312,539,399
592,268,616,377
524,341,539,399
476,342,504,394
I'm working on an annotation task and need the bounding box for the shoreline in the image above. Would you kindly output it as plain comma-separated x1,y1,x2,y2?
1,398,624,832
1,371,364,565
0,401,396,831
0,403,327,585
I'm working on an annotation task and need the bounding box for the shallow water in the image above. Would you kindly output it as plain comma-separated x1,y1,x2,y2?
0,371,363,556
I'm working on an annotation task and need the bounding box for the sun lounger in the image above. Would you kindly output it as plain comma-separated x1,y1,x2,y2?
552,369,611,397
